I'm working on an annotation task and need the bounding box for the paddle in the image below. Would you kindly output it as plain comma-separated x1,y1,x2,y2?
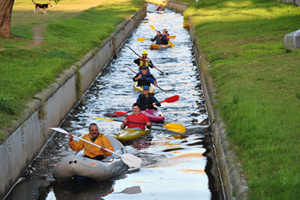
150,25,157,31
126,46,168,75
50,127,142,168
91,118,186,133
149,25,175,47
168,41,175,47
137,36,176,41
113,95,179,116
124,65,167,92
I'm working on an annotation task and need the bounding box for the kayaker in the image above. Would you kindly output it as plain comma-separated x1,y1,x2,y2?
133,50,156,71
133,65,158,87
121,103,151,130
68,123,114,161
151,31,168,45
156,4,164,11
136,85,161,110
162,29,170,41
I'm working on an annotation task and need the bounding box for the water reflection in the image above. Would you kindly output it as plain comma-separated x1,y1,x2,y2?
5,3,223,200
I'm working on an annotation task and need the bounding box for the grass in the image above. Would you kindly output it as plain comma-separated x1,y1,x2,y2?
0,0,145,141
184,0,300,199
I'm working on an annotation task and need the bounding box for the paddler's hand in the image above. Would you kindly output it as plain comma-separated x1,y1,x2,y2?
137,74,142,79
123,120,127,125
68,133,73,141
152,102,156,106
100,146,106,151
146,122,151,127
140,56,143,60
152,65,156,68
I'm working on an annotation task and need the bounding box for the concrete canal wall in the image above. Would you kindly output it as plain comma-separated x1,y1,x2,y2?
147,0,248,199
0,6,146,199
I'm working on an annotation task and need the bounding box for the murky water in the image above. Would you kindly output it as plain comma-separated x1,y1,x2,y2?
5,4,224,200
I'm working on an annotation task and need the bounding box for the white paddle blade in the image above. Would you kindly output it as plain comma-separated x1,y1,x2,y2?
50,127,69,134
121,153,142,168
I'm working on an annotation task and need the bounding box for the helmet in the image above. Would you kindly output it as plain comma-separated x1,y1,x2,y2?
142,50,148,55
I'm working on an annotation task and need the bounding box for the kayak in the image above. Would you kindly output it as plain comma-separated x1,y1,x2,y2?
150,44,171,50
52,135,128,181
116,128,150,142
141,109,164,122
133,82,155,94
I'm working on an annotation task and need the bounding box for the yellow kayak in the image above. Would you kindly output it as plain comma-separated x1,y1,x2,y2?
133,82,155,94
116,128,150,142
150,44,171,50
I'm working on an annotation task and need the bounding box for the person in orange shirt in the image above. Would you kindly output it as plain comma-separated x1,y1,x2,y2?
68,123,114,161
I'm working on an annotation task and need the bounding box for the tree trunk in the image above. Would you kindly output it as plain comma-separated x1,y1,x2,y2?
0,0,14,38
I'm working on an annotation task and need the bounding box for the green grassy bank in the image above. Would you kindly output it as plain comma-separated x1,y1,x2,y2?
0,0,145,141
184,0,300,199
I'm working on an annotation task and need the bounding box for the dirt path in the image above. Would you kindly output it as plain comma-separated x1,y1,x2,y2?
30,25,45,47
19,25,45,49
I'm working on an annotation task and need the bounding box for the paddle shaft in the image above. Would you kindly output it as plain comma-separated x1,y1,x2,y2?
124,65,166,92
126,46,168,75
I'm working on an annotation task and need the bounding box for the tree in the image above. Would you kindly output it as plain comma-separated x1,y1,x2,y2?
0,0,59,38
0,0,14,38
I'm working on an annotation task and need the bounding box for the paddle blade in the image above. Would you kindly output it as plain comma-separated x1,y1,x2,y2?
137,38,147,42
114,111,128,116
91,117,114,121
121,153,142,168
167,35,176,39
50,127,68,134
160,95,179,103
163,123,186,133
168,41,175,47
150,25,156,30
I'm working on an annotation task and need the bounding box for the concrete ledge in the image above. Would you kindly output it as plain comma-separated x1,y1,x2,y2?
0,5,147,199
188,15,249,199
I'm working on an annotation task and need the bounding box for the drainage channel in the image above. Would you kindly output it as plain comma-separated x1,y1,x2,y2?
5,4,224,200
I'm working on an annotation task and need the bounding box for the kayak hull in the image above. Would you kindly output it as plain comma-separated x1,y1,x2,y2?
116,128,150,142
141,109,164,122
150,44,171,50
133,82,155,94
52,135,128,181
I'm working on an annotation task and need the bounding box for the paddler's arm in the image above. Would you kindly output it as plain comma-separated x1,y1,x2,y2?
151,36,156,42
152,96,161,107
134,58,140,65
68,133,85,151
121,120,127,129
149,60,156,68
133,74,142,81
101,136,114,156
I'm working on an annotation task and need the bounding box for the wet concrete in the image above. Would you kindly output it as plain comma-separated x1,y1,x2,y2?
5,4,224,200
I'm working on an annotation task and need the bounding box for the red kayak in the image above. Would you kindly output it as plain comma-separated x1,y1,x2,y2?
141,109,164,122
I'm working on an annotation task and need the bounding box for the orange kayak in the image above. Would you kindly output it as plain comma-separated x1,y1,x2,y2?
150,44,171,50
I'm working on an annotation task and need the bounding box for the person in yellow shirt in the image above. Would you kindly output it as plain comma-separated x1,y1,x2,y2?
68,123,114,161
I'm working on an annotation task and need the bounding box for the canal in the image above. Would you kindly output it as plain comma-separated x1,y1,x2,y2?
5,3,224,200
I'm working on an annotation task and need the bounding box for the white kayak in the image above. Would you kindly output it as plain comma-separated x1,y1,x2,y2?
52,135,129,181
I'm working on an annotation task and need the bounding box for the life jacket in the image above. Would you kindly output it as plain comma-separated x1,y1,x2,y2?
139,58,149,67
138,94,154,110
